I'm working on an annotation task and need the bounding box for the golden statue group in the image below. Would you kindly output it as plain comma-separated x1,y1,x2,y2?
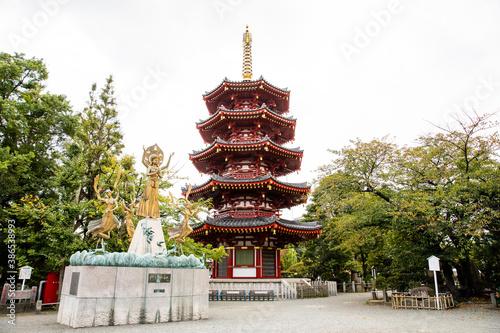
64,144,207,329
87,144,197,254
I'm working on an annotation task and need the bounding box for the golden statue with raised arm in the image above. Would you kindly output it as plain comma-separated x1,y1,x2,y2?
88,167,122,250
167,185,200,244
121,184,137,243
137,144,173,219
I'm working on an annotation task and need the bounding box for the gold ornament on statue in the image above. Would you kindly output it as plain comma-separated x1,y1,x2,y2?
137,144,173,219
168,185,200,244
121,184,137,243
88,167,122,250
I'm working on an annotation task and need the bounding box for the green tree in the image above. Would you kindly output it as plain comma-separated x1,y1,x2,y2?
301,178,356,281
58,76,126,235
391,112,499,296
0,52,77,282
280,245,299,273
5,74,132,291
304,138,395,281
306,112,500,297
9,196,84,283
0,52,76,214
1,56,222,299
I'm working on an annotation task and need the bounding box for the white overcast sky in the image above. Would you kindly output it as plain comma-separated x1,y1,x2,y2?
2,0,500,219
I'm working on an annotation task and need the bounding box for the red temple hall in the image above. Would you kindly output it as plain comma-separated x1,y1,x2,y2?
184,27,321,279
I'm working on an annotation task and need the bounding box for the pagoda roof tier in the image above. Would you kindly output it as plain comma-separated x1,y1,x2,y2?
196,104,297,142
195,105,296,144
190,135,303,158
203,76,290,114
196,104,296,126
183,173,309,194
182,173,310,209
190,216,321,244
189,136,303,176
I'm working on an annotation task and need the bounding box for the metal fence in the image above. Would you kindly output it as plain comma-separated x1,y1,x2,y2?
209,279,337,300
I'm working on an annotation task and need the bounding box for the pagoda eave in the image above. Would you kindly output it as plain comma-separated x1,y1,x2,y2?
192,225,321,236
183,175,310,198
203,77,290,114
192,230,320,246
189,138,303,163
196,107,296,129
188,188,309,209
191,216,321,238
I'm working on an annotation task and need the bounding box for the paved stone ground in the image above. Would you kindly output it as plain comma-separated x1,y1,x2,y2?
1,292,499,333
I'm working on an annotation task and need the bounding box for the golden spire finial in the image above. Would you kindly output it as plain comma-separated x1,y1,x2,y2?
242,26,252,81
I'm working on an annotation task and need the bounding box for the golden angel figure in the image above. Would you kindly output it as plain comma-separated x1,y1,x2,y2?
167,185,200,243
87,167,122,249
121,188,137,243
136,144,173,218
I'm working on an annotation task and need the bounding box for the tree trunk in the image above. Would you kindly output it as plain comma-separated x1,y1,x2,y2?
57,262,66,310
459,258,486,297
359,252,368,278
441,261,459,298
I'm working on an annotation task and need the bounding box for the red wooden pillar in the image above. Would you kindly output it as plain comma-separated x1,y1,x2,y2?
256,247,263,278
227,248,234,278
276,248,281,278
212,260,218,278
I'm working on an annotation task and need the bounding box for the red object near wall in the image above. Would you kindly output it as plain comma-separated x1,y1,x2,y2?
43,272,59,304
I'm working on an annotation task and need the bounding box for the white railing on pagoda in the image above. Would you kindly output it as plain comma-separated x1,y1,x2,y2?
221,170,267,179
213,209,277,219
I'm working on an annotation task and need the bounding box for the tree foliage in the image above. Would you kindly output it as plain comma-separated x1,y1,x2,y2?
0,53,78,281
304,112,500,296
0,52,76,216
0,53,220,290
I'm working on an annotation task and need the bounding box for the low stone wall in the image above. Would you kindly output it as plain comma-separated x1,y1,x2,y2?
0,302,35,314
57,266,209,328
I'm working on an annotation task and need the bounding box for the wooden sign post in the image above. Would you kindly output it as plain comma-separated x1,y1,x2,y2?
427,255,440,310
19,266,33,291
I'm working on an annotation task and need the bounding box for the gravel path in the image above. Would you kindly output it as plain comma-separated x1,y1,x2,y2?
2,293,499,333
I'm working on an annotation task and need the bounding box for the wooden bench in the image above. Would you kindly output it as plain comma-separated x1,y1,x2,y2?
219,290,246,301
248,290,274,301
209,290,218,301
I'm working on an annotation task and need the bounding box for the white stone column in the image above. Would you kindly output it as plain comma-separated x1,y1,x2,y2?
128,218,166,255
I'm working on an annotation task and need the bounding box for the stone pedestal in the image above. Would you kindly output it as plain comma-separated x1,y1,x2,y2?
128,218,167,255
57,266,209,328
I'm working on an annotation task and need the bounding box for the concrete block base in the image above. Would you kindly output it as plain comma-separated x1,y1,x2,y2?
57,266,209,328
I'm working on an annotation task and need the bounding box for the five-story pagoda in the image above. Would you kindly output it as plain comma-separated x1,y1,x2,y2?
184,27,321,279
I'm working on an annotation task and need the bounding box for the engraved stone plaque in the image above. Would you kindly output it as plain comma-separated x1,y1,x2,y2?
148,273,171,283
69,272,80,296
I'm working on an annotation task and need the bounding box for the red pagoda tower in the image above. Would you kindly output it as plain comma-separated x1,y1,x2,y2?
184,27,321,279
